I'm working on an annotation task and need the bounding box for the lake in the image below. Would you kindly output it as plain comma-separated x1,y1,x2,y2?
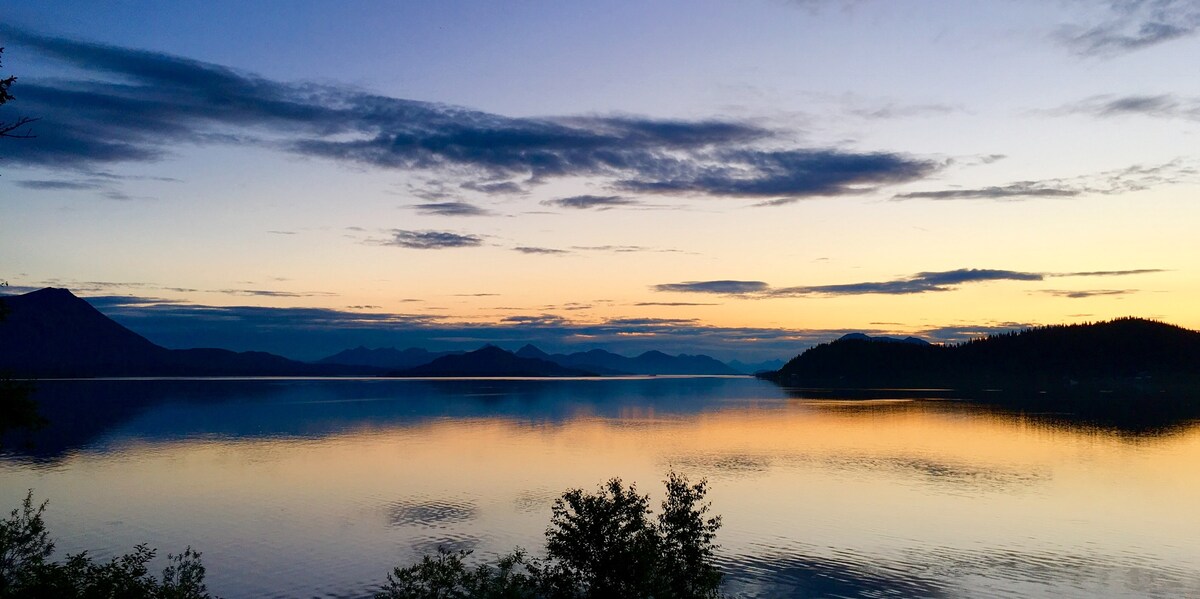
2,377,1199,598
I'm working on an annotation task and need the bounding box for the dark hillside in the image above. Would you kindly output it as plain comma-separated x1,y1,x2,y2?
764,318,1200,392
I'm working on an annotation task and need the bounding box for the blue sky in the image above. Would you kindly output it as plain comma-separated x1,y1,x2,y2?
2,1,1198,361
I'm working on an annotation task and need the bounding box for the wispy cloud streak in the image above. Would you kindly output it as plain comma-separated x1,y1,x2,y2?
656,268,1164,297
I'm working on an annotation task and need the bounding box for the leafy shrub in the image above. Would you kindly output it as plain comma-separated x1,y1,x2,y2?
377,472,722,599
0,492,213,599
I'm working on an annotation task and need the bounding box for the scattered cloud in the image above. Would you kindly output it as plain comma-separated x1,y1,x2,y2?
656,268,1163,298
541,195,639,210
1054,94,1200,121
893,160,1196,201
1041,289,1134,298
770,269,1043,296
1059,269,1164,277
1057,0,1200,57
1,26,935,201
654,280,771,295
848,102,961,120
894,183,1080,200
513,246,570,255
408,201,493,217
382,229,484,249
216,289,338,298
571,245,684,254
633,302,719,307
14,179,101,190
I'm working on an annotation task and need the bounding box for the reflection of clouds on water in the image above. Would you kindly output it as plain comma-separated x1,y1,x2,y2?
384,497,477,529
777,452,1049,494
719,546,948,598
666,449,1046,492
665,453,774,478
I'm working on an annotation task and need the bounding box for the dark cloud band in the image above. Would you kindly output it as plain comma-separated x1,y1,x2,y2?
1,26,934,201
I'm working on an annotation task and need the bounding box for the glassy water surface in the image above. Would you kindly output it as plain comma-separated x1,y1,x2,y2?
2,377,1199,598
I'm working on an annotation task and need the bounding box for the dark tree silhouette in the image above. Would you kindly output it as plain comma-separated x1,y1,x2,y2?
0,47,38,140
377,472,723,599
0,491,213,598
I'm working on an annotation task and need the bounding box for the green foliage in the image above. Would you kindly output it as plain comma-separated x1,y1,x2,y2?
0,491,213,599
377,549,538,599
378,472,723,599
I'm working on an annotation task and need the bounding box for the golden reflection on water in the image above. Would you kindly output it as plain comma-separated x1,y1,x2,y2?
3,393,1200,598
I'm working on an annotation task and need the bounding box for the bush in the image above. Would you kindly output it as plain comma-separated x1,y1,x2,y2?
377,472,723,599
0,492,213,599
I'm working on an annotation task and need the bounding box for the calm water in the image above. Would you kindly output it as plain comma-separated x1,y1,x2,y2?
2,377,1199,598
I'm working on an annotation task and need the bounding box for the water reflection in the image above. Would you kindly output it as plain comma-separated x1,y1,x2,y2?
0,378,1198,598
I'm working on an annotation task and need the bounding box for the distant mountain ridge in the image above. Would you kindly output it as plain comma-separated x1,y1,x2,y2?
395,345,595,377
514,344,741,375
0,288,374,377
319,343,746,375
762,318,1200,392
316,346,462,370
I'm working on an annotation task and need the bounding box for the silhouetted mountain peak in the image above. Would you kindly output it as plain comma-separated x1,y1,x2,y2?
397,344,594,377
0,288,373,377
515,344,551,359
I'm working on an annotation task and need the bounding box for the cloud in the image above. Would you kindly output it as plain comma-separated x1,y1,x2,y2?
216,289,338,298
654,280,771,295
615,149,935,198
770,269,1044,296
541,195,639,209
408,201,492,216
1041,289,1134,298
1059,268,1164,277
1,26,935,200
571,245,683,253
383,230,483,249
513,246,569,255
893,183,1080,200
656,268,1163,298
633,302,719,307
893,160,1196,201
1054,94,1200,121
1057,0,1200,57
848,102,961,120
14,179,102,190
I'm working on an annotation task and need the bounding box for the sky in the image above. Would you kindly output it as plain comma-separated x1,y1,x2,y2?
2,0,1199,361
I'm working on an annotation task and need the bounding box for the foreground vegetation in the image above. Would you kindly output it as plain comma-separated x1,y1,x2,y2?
377,473,722,599
0,473,722,599
0,493,209,599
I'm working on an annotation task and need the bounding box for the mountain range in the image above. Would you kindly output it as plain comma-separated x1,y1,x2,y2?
394,345,597,377
0,288,368,377
0,288,751,378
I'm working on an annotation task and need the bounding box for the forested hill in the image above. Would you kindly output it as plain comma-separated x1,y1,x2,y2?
761,318,1200,392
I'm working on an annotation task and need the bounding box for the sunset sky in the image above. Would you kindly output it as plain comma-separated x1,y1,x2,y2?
2,1,1198,361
